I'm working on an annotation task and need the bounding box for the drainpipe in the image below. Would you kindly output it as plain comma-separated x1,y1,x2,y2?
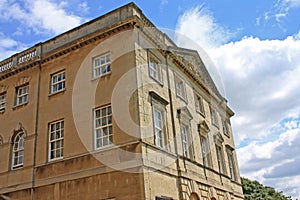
31,43,42,200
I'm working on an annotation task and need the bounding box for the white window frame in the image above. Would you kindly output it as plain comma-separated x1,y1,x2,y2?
0,92,6,111
175,75,186,100
94,105,113,149
201,136,211,167
153,107,165,149
194,93,205,115
180,123,191,158
93,53,111,78
149,56,162,83
227,149,237,181
216,145,226,174
12,132,24,169
16,85,28,106
49,120,64,161
51,71,66,94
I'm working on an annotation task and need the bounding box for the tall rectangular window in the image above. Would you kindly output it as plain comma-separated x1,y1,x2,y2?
153,107,165,148
180,123,192,158
93,53,110,78
216,145,226,174
194,93,205,115
175,76,186,100
201,136,211,167
227,149,237,181
94,105,113,149
49,120,64,160
149,57,162,83
16,85,28,106
51,71,66,94
0,93,6,111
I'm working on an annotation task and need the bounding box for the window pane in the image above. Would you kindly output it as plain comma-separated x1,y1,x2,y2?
93,54,111,78
12,133,25,168
49,120,64,160
51,71,66,93
94,105,113,148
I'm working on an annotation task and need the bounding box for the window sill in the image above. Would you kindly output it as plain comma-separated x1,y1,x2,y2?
91,72,111,81
48,88,66,97
212,123,219,129
180,155,195,163
196,110,205,118
224,133,231,138
13,102,28,110
94,144,114,151
12,165,23,170
176,94,188,104
48,157,64,163
149,76,163,86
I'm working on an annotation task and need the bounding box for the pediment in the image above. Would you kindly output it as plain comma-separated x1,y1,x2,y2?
177,106,193,121
168,46,222,99
213,132,224,145
149,91,169,105
198,120,210,135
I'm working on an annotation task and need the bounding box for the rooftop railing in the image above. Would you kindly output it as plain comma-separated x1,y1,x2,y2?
0,45,41,77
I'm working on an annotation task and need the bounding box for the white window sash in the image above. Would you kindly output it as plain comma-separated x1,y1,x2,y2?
149,58,162,82
94,105,113,149
51,71,66,93
153,108,165,148
0,94,6,110
181,124,190,157
49,120,64,160
16,85,28,105
93,54,111,78
12,133,24,168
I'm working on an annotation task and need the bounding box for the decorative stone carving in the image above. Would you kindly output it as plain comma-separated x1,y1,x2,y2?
0,85,8,93
15,76,31,87
214,132,224,146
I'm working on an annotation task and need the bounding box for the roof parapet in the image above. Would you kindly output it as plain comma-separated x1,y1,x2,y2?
0,2,143,77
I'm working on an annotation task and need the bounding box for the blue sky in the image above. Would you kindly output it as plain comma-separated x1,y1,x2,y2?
1,0,300,198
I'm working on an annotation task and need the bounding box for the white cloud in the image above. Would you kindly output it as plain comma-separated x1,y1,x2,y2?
210,36,300,144
31,0,82,34
160,0,168,10
237,121,300,198
78,1,89,14
176,6,232,50
260,0,300,24
0,0,83,35
0,33,27,60
296,30,300,39
176,6,300,199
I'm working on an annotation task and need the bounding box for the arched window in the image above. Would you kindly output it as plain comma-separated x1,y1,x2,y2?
12,132,24,169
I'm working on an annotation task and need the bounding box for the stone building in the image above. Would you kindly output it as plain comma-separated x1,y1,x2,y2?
0,3,244,200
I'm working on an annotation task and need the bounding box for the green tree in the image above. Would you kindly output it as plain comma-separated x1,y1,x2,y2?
241,177,292,200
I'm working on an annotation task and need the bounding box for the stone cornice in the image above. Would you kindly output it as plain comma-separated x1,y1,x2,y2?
41,20,135,64
0,2,141,79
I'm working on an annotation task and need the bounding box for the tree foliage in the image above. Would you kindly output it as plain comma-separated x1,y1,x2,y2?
241,177,292,200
